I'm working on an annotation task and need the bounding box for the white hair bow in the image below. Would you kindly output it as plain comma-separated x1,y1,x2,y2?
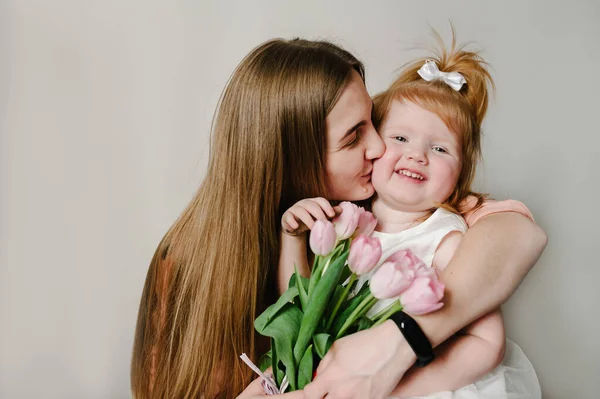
417,60,466,91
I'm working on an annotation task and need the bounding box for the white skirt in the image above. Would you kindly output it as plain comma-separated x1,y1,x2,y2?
391,339,541,399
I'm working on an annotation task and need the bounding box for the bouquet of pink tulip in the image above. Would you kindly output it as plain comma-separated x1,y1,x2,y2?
242,202,445,394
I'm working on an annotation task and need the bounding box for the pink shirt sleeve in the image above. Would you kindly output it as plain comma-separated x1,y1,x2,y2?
460,196,535,228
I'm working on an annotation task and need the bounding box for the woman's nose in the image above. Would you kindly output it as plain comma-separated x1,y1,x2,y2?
365,128,385,160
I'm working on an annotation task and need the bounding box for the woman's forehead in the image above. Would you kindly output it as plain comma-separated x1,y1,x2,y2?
326,71,372,141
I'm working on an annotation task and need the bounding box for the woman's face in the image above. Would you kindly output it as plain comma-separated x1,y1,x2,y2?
324,71,385,201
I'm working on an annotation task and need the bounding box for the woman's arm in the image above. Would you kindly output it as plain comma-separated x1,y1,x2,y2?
414,212,545,344
388,230,506,396
390,310,505,397
303,212,547,399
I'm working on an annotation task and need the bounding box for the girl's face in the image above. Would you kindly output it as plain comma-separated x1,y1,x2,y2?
324,71,385,201
372,100,461,212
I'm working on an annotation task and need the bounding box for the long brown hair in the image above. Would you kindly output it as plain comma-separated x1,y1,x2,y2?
131,38,364,398
373,28,495,214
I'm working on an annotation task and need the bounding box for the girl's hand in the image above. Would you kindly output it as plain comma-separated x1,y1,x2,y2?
281,198,340,236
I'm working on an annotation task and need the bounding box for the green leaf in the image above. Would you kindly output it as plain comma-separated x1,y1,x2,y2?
293,250,349,363
307,240,346,297
339,264,353,288
288,273,297,289
258,349,272,372
297,345,314,390
295,265,309,311
254,286,299,332
335,295,378,339
325,273,358,331
270,338,286,388
313,333,333,359
357,316,374,331
353,277,372,297
324,285,345,321
256,302,302,390
307,255,323,298
298,275,310,294
330,288,371,337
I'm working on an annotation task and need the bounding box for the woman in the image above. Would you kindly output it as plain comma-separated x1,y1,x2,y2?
130,38,546,399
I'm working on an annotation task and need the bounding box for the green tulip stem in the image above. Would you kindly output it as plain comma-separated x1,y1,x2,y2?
307,240,347,299
307,255,322,299
325,273,357,331
335,294,378,339
371,301,403,327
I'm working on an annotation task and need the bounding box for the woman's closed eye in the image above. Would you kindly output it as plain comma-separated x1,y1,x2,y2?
344,129,362,148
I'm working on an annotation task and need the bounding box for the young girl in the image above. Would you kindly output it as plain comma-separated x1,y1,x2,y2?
280,36,540,398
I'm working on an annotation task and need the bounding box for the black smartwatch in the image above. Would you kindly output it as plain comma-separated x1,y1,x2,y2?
389,311,435,367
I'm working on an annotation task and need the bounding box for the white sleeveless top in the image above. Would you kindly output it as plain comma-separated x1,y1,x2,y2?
356,208,467,317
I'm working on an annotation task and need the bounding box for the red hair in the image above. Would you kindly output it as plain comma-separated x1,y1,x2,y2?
373,28,495,215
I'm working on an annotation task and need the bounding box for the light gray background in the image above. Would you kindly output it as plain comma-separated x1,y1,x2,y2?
1,1,598,398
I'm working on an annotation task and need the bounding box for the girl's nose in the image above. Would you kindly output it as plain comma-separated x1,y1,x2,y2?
406,147,427,164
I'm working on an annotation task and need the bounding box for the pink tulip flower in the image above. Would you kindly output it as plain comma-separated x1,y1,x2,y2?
348,235,382,275
370,261,416,299
399,276,445,315
354,207,378,238
309,220,336,256
333,202,361,240
384,249,426,271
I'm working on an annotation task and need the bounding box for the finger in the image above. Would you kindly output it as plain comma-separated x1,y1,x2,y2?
277,390,306,398
282,213,303,236
315,357,332,375
282,221,294,234
332,206,343,216
312,198,336,218
237,376,267,397
294,208,316,230
315,348,334,375
304,356,334,399
303,201,328,221
303,380,328,399
283,212,300,230
282,219,298,235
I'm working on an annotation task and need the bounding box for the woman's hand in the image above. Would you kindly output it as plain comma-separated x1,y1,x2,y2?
303,321,415,399
236,376,306,398
282,198,339,236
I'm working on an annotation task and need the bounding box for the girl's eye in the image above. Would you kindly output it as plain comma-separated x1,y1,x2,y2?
394,136,407,143
432,146,448,153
